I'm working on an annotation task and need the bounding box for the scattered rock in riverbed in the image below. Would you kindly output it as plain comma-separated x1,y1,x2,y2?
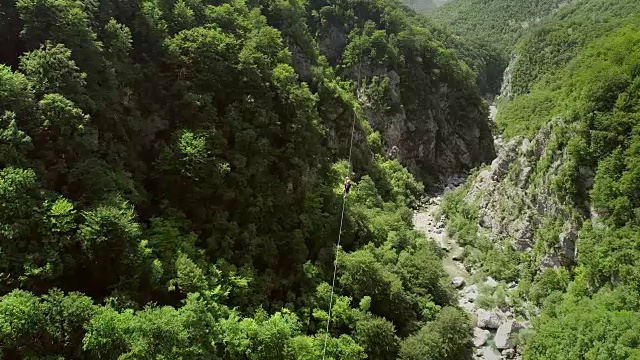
481,346,501,360
476,308,502,329
502,348,516,359
452,276,465,288
459,284,478,312
473,327,490,347
460,300,476,313
495,320,524,349
484,276,498,287
412,183,531,359
461,284,479,302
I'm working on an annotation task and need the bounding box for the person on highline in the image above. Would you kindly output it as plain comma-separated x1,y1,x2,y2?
343,177,352,197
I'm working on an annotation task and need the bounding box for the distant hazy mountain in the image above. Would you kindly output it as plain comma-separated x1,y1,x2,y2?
404,0,450,13
429,0,569,54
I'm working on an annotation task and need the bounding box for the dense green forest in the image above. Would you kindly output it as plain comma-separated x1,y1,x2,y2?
403,0,437,13
401,0,449,15
430,0,569,55
499,3,640,357
3,0,640,357
440,0,640,358
427,0,572,97
0,0,490,358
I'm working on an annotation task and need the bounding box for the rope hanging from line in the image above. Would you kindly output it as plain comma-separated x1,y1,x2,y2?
321,15,362,360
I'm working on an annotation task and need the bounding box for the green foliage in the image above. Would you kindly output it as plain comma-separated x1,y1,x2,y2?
342,20,398,68
471,241,520,282
476,282,509,310
578,224,640,291
378,159,425,207
19,42,87,99
364,76,397,114
414,17,503,96
498,21,640,139
524,287,640,360
398,306,473,360
0,0,485,357
481,2,640,358
403,0,437,14
533,217,563,254
430,0,567,56
528,268,571,307
354,314,399,360
510,0,640,96
0,111,33,168
338,246,417,334
0,167,68,291
441,186,479,246
0,65,34,118
0,289,97,358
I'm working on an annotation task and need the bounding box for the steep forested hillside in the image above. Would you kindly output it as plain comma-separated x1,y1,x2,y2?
504,0,640,99
0,0,494,358
441,0,640,358
403,0,437,13
427,0,572,97
404,0,449,13
424,22,506,96
430,0,570,55
402,0,450,14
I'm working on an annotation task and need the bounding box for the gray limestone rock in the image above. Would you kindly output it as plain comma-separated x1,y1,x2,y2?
518,166,533,189
502,348,516,359
353,62,495,186
484,277,498,287
512,216,534,252
461,284,479,303
495,320,524,349
473,327,490,347
476,309,502,329
318,25,347,65
559,226,578,261
539,252,563,270
482,346,501,360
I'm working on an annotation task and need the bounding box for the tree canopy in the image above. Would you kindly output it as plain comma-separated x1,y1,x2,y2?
0,0,482,358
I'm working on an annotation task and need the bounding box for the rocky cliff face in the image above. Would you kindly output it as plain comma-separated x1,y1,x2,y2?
315,27,496,187
499,54,518,101
463,118,589,270
359,70,495,188
413,115,594,360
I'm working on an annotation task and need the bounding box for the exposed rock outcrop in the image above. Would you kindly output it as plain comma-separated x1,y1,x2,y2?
463,120,587,270
453,276,466,288
318,24,347,66
477,308,502,329
481,346,501,360
355,67,496,185
499,54,518,101
317,26,496,186
495,320,524,349
474,327,490,347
